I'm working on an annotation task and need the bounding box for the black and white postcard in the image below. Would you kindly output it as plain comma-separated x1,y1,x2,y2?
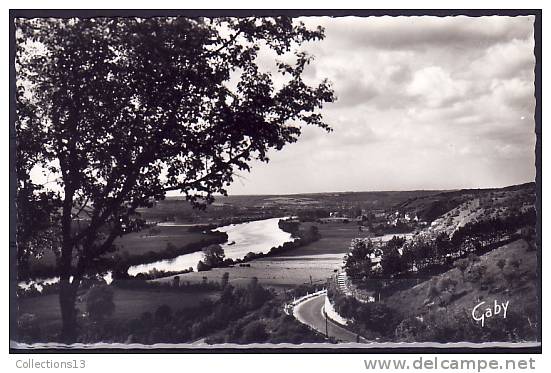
9,9,541,354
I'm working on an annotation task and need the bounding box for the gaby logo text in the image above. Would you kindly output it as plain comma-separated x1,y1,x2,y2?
472,300,509,327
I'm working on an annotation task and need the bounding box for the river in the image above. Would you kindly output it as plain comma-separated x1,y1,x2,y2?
18,272,113,292
18,217,294,290
127,217,295,276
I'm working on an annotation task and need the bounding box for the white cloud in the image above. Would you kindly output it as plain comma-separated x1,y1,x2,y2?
406,66,470,108
227,16,536,195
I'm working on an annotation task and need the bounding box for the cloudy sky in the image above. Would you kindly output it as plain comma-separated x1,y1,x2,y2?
227,16,536,195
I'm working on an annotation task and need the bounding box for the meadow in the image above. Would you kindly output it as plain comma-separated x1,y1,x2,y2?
153,221,408,290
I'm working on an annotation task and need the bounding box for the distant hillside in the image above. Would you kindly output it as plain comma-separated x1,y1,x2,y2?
394,182,535,225
137,183,536,226
139,190,445,222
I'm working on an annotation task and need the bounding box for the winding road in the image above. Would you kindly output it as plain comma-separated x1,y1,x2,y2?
293,293,368,343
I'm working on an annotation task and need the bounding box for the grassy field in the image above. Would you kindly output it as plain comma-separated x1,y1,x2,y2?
272,221,372,257
155,255,341,290
29,225,221,268
18,288,219,329
154,221,409,290
111,225,218,257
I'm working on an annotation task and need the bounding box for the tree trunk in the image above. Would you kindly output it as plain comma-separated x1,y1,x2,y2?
59,279,78,343
58,176,76,343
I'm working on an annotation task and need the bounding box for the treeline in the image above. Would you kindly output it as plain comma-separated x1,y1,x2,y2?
327,282,400,340
193,222,321,272
369,221,414,236
278,219,300,235
344,208,536,282
269,224,320,256
451,208,536,247
187,215,280,233
21,231,228,282
120,219,321,278
113,232,228,274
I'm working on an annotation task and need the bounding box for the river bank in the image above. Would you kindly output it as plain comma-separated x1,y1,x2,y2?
18,217,293,292
128,217,295,276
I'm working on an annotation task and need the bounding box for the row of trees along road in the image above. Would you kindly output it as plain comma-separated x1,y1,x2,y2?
15,17,335,342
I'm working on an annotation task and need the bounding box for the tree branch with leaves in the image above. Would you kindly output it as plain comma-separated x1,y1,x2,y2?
15,16,335,342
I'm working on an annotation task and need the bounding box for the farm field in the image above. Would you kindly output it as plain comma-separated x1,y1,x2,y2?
153,222,412,289
155,255,340,290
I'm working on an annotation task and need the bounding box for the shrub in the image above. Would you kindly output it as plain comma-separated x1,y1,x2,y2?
502,267,520,288
496,258,506,272
221,272,230,288
197,260,210,272
86,285,115,321
354,302,399,335
438,290,453,307
268,315,326,344
467,253,480,263
508,258,521,269
172,276,180,287
437,277,457,293
243,277,272,309
465,264,487,284
426,281,440,302
241,321,268,343
395,316,425,342
454,258,469,278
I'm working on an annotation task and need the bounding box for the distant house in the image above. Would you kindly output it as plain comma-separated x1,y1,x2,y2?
373,212,386,219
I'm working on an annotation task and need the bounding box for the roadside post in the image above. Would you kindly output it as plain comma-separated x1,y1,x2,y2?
325,309,329,337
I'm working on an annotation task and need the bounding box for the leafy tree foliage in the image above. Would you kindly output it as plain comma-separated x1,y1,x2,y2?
344,239,375,280
243,277,271,309
202,244,225,268
15,16,334,342
331,291,399,337
380,246,403,277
